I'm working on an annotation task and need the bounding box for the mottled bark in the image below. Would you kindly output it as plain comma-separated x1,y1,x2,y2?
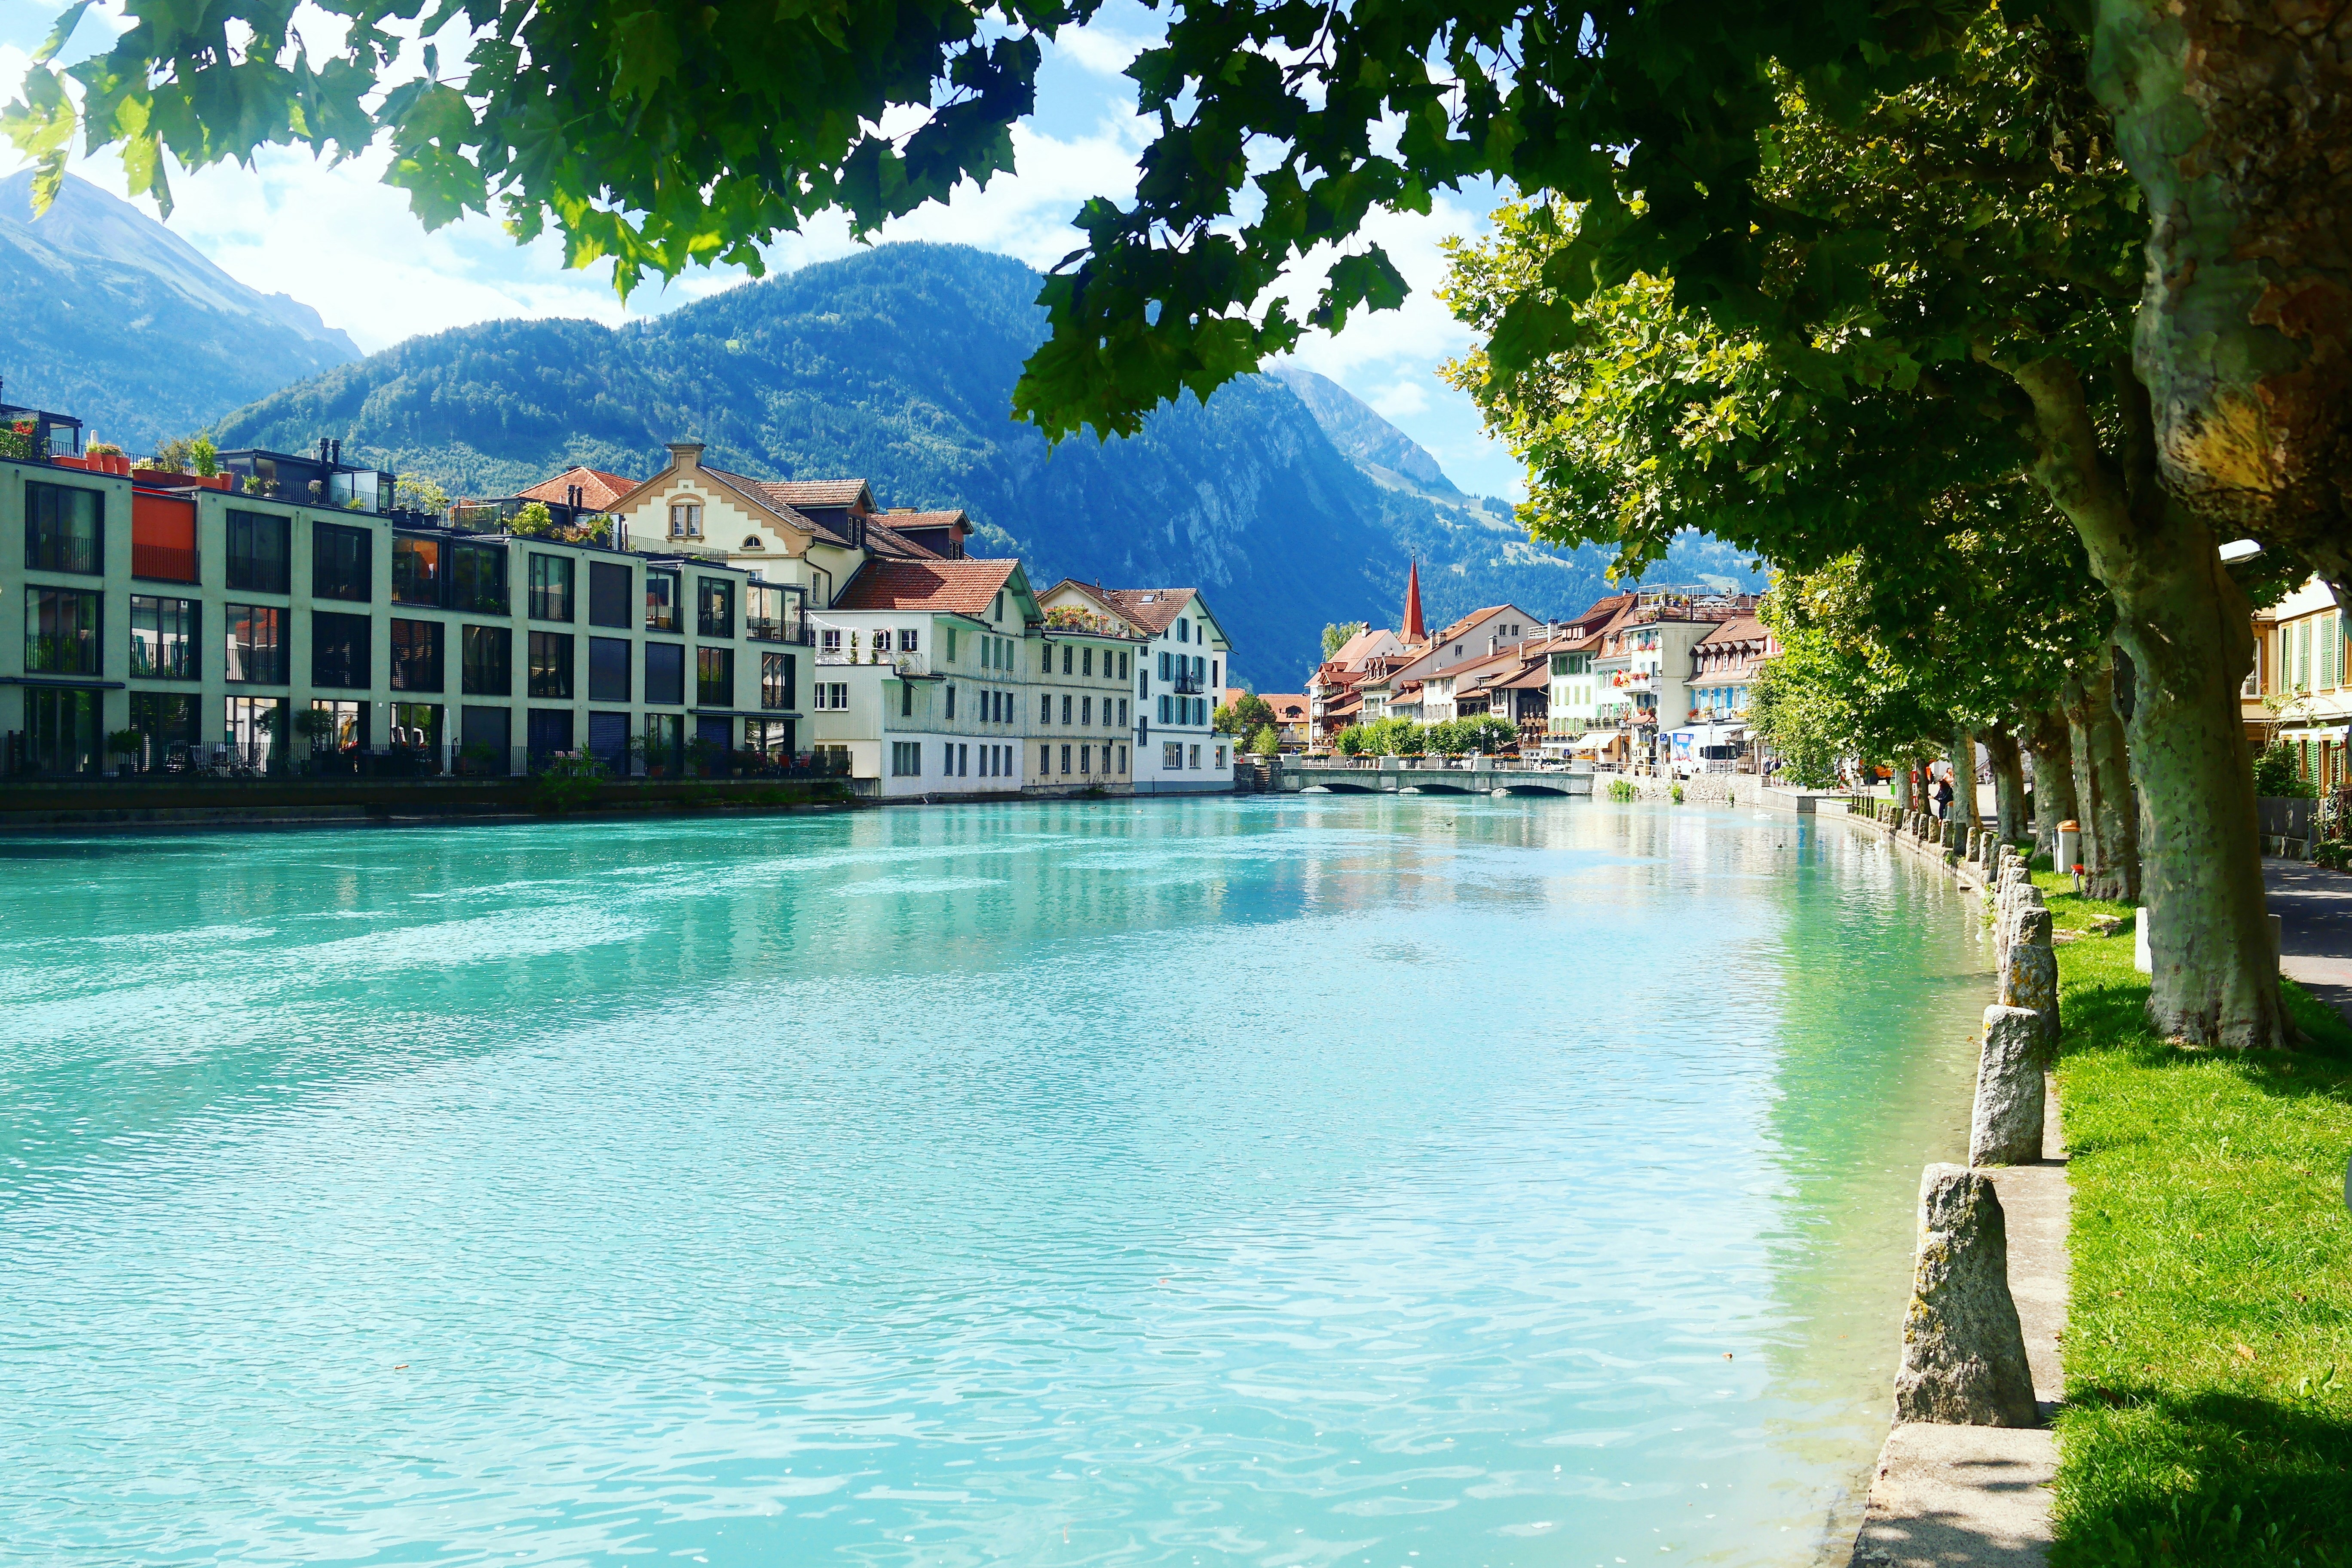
1985,729,2029,847
2017,355,2278,1047
1950,729,1980,840
2062,658,2143,903
2026,708,2079,860
1894,764,1914,812
2092,0,2352,588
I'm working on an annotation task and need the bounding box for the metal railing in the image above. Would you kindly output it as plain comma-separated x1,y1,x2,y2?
746,613,815,645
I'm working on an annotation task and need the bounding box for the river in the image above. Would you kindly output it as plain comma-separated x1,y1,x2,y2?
0,795,1986,1566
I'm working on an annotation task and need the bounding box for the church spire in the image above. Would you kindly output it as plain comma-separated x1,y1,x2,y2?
1402,557,1425,643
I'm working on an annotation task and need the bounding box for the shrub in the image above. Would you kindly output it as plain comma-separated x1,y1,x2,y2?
1670,784,1685,803
2253,741,2315,799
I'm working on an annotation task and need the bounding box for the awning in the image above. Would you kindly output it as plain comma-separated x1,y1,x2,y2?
1569,730,1625,751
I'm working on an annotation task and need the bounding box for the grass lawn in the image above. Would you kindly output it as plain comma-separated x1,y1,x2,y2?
2036,874,2352,1565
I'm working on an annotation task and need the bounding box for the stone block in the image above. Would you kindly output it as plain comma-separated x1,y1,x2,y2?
1970,1006,2047,1166
1894,1164,2039,1428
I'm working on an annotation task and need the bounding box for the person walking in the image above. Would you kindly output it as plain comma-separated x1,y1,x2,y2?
1933,772,1955,821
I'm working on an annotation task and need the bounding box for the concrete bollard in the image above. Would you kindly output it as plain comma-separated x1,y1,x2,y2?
1999,903,2058,1036
1894,1164,2039,1427
1971,1006,2048,1166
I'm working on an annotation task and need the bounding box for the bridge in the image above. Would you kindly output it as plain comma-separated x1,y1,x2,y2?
1270,757,1595,796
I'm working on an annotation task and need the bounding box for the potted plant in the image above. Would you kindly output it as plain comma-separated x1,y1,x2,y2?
626,732,669,778
684,735,724,777
106,727,144,776
290,708,339,772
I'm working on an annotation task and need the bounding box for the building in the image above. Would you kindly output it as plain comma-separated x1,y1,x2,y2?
2243,579,2350,791
3,418,784,777
1586,587,1757,769
1036,581,1237,793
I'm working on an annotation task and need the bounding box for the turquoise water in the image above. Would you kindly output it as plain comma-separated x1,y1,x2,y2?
0,797,1989,1567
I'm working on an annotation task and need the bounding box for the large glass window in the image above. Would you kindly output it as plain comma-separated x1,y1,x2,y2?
24,482,102,575
130,596,199,680
588,560,632,628
224,605,285,684
311,611,371,689
645,570,679,632
760,651,796,710
390,618,445,692
127,692,199,767
462,625,512,696
312,522,373,601
308,698,368,754
393,536,443,605
697,646,734,707
225,695,284,770
225,510,292,593
24,586,100,674
451,542,508,613
24,687,101,774
747,583,790,641
391,702,443,754
588,636,631,703
644,643,685,707
528,631,575,699
528,552,574,622
697,577,735,639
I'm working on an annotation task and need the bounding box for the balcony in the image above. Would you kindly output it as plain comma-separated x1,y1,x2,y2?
746,612,815,645
1169,669,1205,694
131,544,199,583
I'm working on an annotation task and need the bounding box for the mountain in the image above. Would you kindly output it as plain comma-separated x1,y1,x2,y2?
207,243,1761,682
0,172,360,451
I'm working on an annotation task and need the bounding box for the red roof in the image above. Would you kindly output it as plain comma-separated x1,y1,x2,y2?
833,557,1018,615
1097,587,1197,634
760,478,874,512
520,466,637,509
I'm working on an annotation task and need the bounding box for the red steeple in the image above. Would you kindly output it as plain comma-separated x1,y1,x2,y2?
1401,558,1425,643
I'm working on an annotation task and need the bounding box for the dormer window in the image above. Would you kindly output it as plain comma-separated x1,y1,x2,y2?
669,501,703,539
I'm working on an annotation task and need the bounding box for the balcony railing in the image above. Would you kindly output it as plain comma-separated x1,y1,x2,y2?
1169,670,1205,694
131,544,199,582
746,612,815,645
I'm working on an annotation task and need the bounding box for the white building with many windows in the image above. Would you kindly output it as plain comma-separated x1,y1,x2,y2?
1038,581,1236,793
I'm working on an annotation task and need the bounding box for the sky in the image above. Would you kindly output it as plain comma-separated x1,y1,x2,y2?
0,0,1527,499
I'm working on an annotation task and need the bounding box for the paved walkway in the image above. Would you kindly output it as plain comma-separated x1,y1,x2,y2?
2266,858,2352,1024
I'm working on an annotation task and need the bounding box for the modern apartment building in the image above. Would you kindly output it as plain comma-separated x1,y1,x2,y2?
2,420,788,776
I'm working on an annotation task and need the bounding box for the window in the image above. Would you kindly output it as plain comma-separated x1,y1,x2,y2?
390,619,444,692
645,570,680,632
25,586,101,675
1117,744,1127,774
528,632,574,698
1158,695,1170,724
391,702,443,752
1178,619,1189,643
225,695,284,768
821,628,842,655
1082,647,1094,678
450,542,508,613
1081,696,1091,725
814,682,848,710
892,741,922,776
1158,651,1170,681
669,501,703,538
746,582,791,641
1118,698,1129,727
528,553,574,621
900,627,920,653
744,717,794,757
1040,692,1053,724
992,591,1004,620
1215,744,1227,768
224,509,292,593
589,637,631,702
1060,744,1072,775
307,698,368,753
1040,744,1051,774
589,560,633,628
462,625,512,696
313,522,373,601
946,685,957,720
311,611,371,689
697,577,735,638
462,704,512,766
645,642,686,706
760,652,795,710
1062,644,1073,674
1189,744,1202,769
224,605,285,684
1164,742,1182,769
1119,652,1130,680
1079,744,1091,774
25,482,103,575
901,680,913,718
130,596,198,680
393,537,443,606
698,646,735,706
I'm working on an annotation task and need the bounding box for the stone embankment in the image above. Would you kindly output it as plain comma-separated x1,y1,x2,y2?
1838,801,2072,1568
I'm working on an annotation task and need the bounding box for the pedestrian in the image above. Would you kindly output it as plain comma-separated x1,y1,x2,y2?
1933,772,1954,821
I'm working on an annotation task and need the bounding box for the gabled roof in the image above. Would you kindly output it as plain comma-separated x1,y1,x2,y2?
1330,626,1392,668
1695,616,1769,649
833,557,1018,615
1260,694,1310,722
883,508,974,536
1099,587,1198,635
1430,604,1512,646
761,478,875,513
696,466,939,559
520,466,637,509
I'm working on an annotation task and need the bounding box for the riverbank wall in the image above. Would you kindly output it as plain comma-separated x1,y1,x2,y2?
0,775,861,833
1833,802,2071,1566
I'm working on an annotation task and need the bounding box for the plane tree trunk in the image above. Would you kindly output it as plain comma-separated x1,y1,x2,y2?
2026,708,2079,861
2015,356,2279,1048
2062,659,2141,903
1950,729,1980,843
1985,729,2029,848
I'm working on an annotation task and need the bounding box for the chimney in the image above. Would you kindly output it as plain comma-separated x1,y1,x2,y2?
330,438,342,465
667,439,706,472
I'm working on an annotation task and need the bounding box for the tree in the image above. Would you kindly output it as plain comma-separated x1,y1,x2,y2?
1439,17,2277,1044
1214,692,1277,736
395,473,451,514
1247,724,1279,756
1321,622,1368,661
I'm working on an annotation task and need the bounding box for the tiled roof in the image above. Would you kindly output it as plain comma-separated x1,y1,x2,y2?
699,466,938,558
1330,627,1390,667
833,557,1018,614
882,509,972,533
699,466,845,546
760,478,874,512
1259,694,1310,722
1098,586,1197,634
1695,616,1768,648
519,466,637,509
1431,605,1510,646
